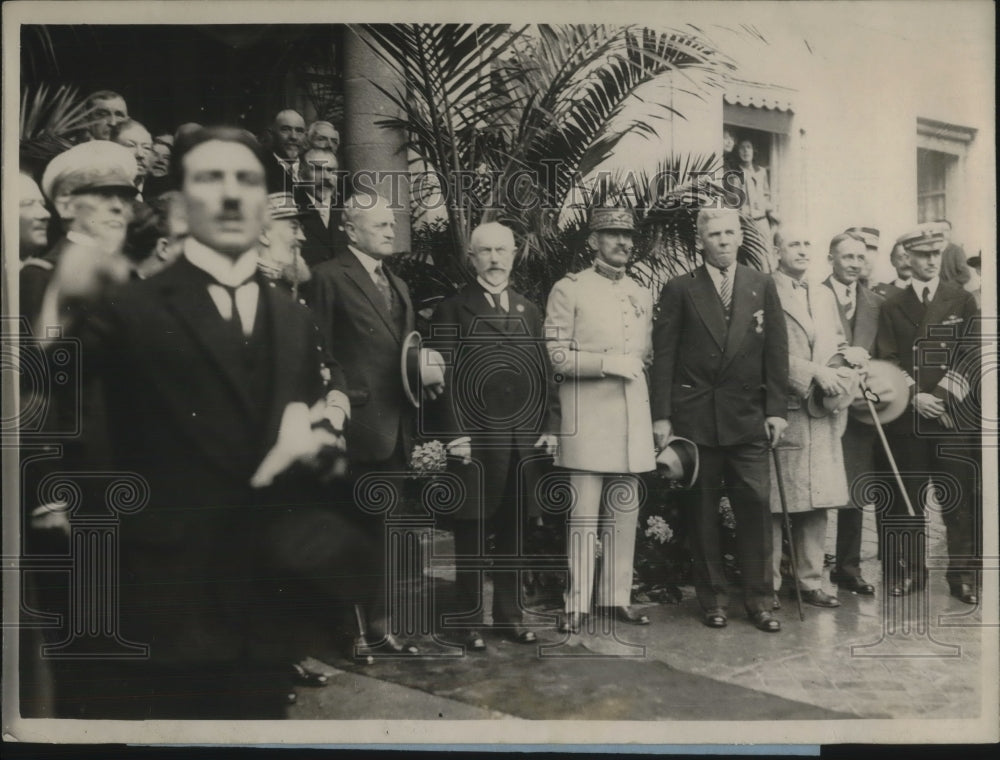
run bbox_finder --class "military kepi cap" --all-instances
[41,141,139,201]
[845,226,880,249]
[267,192,307,221]
[898,223,946,254]
[589,207,635,232]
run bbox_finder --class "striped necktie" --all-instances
[718,266,732,311]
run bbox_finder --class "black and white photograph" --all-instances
[2,0,996,749]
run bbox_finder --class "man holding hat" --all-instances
[824,231,884,595]
[21,141,138,327]
[309,193,445,654]
[767,227,849,609]
[651,207,788,632]
[875,224,981,603]
[545,207,655,633]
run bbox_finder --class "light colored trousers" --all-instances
[771,510,828,592]
[564,472,641,615]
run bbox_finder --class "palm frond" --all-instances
[19,84,99,171]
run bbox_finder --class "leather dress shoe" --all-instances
[512,630,537,644]
[702,609,727,628]
[466,631,487,651]
[355,633,419,657]
[832,574,875,595]
[291,662,329,687]
[950,583,979,605]
[601,606,650,625]
[889,577,915,597]
[748,610,781,632]
[801,589,840,608]
[559,612,584,634]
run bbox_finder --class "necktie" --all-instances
[217,281,253,341]
[922,286,931,307]
[488,289,508,314]
[718,266,732,311]
[844,286,855,320]
[373,263,394,311]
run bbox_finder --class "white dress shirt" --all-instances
[347,245,391,286]
[910,276,940,304]
[477,276,510,312]
[185,238,260,336]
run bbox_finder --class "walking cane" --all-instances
[858,380,916,517]
[771,446,805,621]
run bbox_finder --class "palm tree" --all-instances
[19,84,98,176]
[358,23,737,283]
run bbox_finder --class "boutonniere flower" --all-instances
[753,309,765,334]
[516,303,525,313]
[627,294,644,318]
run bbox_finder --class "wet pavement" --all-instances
[290,505,987,721]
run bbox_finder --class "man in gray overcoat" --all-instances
[769,227,850,609]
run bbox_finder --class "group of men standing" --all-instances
[16,105,983,719]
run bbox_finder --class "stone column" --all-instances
[341,25,411,252]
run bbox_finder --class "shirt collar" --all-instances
[830,277,855,300]
[774,269,807,289]
[476,276,508,295]
[911,276,940,301]
[348,244,386,276]
[893,277,911,289]
[184,237,259,287]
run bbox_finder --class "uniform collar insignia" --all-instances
[594,259,625,281]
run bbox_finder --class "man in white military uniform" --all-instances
[545,208,655,633]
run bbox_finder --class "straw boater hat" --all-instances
[655,435,699,488]
[806,352,860,419]
[848,359,910,426]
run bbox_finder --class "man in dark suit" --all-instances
[651,207,789,632]
[427,222,558,651]
[308,193,444,653]
[264,109,306,193]
[823,231,884,595]
[295,147,341,268]
[875,226,980,604]
[41,127,352,718]
[933,219,972,287]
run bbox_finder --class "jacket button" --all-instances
[742,384,750,390]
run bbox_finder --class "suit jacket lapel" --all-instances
[688,267,727,351]
[723,266,760,363]
[923,285,961,330]
[341,254,404,340]
[460,284,511,335]
[387,267,414,336]
[853,286,880,349]
[160,258,256,416]
[774,273,814,342]
[899,285,925,328]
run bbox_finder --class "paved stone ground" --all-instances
[291,504,987,722]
